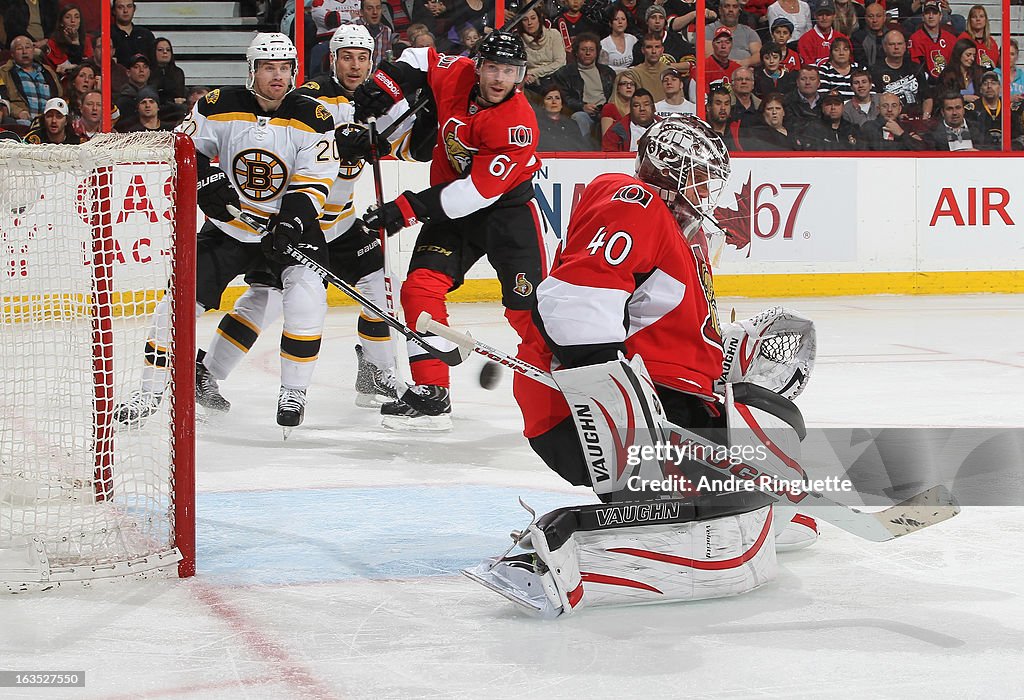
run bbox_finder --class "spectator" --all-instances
[86,33,128,93]
[967,70,1021,147]
[313,0,362,42]
[870,29,930,117]
[622,32,668,101]
[705,0,761,67]
[448,0,492,39]
[46,5,93,77]
[742,92,796,149]
[116,52,151,118]
[706,84,743,149]
[552,33,615,138]
[754,42,797,97]
[860,91,926,149]
[798,1,846,67]
[3,0,58,52]
[411,29,435,48]
[958,4,998,70]
[769,18,802,71]
[121,86,170,131]
[535,84,594,150]
[655,66,696,117]
[704,27,740,90]
[602,87,657,151]
[817,35,857,98]
[150,37,186,108]
[925,91,987,150]
[994,39,1023,107]
[457,24,480,56]
[600,6,638,75]
[937,38,983,104]
[832,0,863,37]
[766,0,811,42]
[851,2,886,68]
[784,64,822,128]
[24,96,79,143]
[908,0,956,83]
[520,6,565,91]
[730,66,761,126]
[631,5,693,71]
[614,0,651,38]
[0,98,17,125]
[0,34,61,124]
[185,85,210,113]
[600,70,636,135]
[413,0,453,51]
[358,0,396,69]
[842,68,879,126]
[111,0,155,67]
[799,88,860,148]
[72,88,105,139]
[64,62,97,112]
[382,0,413,40]
[553,0,603,59]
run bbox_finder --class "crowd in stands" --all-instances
[1,0,1022,149]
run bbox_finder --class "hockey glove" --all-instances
[197,170,240,223]
[336,122,392,165]
[363,191,428,236]
[353,64,408,122]
[261,213,304,264]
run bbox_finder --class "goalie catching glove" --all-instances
[719,306,816,400]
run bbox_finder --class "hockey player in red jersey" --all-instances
[352,31,546,431]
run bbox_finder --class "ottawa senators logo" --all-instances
[513,273,533,298]
[508,125,533,147]
[611,184,653,207]
[437,55,459,69]
[930,51,946,77]
[441,118,475,175]
[232,149,288,201]
[693,247,722,347]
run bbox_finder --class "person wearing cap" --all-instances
[116,52,152,119]
[631,4,694,72]
[111,0,156,67]
[24,97,80,144]
[705,26,740,91]
[769,18,803,71]
[860,91,926,150]
[908,0,957,81]
[0,98,17,125]
[798,0,847,67]
[654,66,696,118]
[119,86,168,132]
[704,0,762,67]
[0,34,62,124]
[966,70,1024,148]
[798,88,860,149]
[766,0,811,43]
[755,42,798,97]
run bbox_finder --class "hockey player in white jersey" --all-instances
[113,33,338,433]
[192,25,422,416]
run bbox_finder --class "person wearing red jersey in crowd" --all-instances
[908,0,956,83]
[769,18,802,71]
[353,31,545,430]
[797,1,846,67]
[705,27,740,90]
[553,0,603,60]
[602,87,658,150]
[958,4,999,70]
[45,5,93,77]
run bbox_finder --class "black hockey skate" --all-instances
[277,387,307,439]
[380,384,451,432]
[354,345,397,408]
[112,390,162,427]
[195,360,230,413]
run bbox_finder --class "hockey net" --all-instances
[0,132,196,592]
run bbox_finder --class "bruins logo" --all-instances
[303,81,321,91]
[337,162,365,181]
[316,103,331,122]
[232,149,288,201]
[205,89,221,105]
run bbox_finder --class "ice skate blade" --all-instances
[355,392,390,408]
[381,414,453,432]
[462,562,560,619]
[282,426,293,440]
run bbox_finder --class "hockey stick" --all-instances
[375,0,543,140]
[415,312,960,542]
[226,207,470,367]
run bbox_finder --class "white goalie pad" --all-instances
[552,355,668,498]
[719,307,816,399]
[464,495,777,618]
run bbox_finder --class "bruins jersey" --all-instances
[294,75,416,241]
[176,86,338,243]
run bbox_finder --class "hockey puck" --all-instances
[479,362,502,390]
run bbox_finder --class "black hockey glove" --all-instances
[353,64,409,122]
[363,191,429,236]
[335,122,392,165]
[261,213,304,264]
[197,170,240,223]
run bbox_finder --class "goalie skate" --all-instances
[354,345,398,408]
[112,390,162,428]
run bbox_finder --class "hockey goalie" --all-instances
[463,115,819,618]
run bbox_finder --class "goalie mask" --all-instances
[329,24,374,84]
[246,32,298,94]
[635,115,730,235]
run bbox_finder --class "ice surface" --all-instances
[2,295,1022,699]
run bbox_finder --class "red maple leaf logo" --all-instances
[713,174,752,257]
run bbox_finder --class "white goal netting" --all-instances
[0,132,195,592]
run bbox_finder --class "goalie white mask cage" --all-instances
[0,132,196,592]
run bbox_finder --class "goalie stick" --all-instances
[226,207,470,368]
[415,312,960,542]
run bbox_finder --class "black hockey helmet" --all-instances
[475,31,528,82]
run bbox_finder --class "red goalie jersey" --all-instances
[517,172,724,438]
